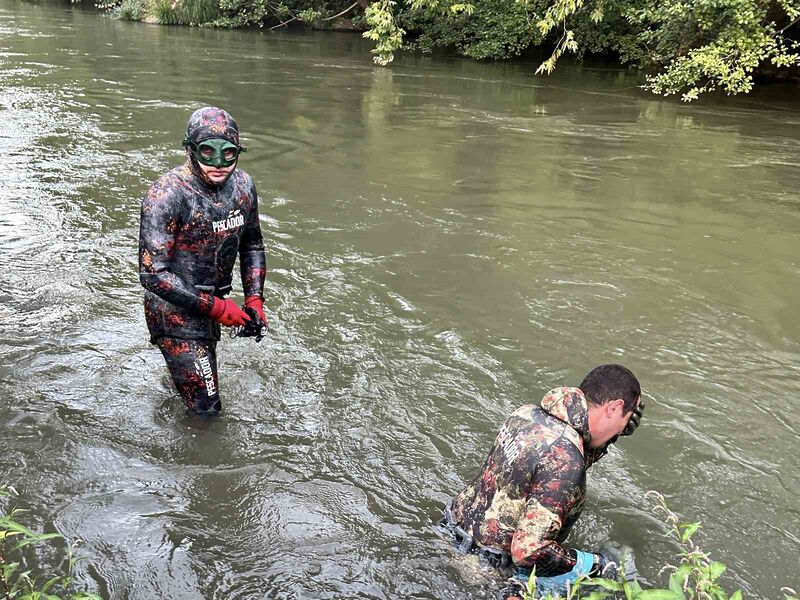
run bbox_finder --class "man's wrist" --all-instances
[244,295,263,309]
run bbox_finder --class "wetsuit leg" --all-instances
[156,337,221,414]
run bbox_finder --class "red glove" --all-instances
[244,296,267,325]
[208,297,251,327]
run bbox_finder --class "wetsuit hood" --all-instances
[184,107,241,187]
[540,387,592,447]
[185,106,241,146]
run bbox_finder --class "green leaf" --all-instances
[0,519,37,537]
[678,522,701,543]
[2,561,20,579]
[588,578,624,592]
[628,580,643,596]
[730,591,743,600]
[708,561,726,581]
[13,534,63,551]
[41,576,61,593]
[634,590,685,600]
[624,581,635,600]
[674,565,693,580]
[668,573,686,598]
[710,588,728,600]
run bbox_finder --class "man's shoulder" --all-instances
[147,165,192,196]
[507,405,585,458]
[231,168,255,189]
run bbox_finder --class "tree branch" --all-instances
[323,1,359,21]
[270,15,298,29]
[780,15,800,34]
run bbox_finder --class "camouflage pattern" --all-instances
[138,107,266,343]
[451,387,608,576]
[157,337,220,413]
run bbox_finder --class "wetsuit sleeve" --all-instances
[139,178,215,314]
[510,438,585,575]
[239,179,266,298]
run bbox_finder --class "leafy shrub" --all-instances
[0,487,101,600]
[402,0,544,60]
[116,0,146,21]
[150,0,180,24]
[519,491,794,600]
[179,0,220,25]
[146,0,220,25]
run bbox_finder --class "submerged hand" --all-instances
[594,542,638,581]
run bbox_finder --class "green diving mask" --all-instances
[183,138,246,168]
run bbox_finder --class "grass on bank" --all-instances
[152,0,219,25]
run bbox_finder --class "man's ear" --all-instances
[607,398,625,415]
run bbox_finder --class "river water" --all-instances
[1,2,798,599]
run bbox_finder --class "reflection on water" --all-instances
[1,2,799,599]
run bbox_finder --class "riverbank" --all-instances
[69,0,800,102]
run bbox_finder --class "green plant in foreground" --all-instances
[520,490,764,600]
[0,487,101,600]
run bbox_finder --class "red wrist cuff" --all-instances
[244,296,263,310]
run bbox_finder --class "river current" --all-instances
[1,3,799,599]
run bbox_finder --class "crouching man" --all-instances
[442,364,644,599]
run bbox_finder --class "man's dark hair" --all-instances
[579,364,640,413]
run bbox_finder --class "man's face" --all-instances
[588,397,639,448]
[197,160,235,185]
[185,137,243,184]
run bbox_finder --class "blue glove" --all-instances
[514,550,595,596]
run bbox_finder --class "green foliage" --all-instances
[149,0,177,23]
[212,0,273,27]
[363,0,406,64]
[518,491,778,600]
[87,0,800,99]
[116,0,146,21]
[0,487,101,600]
[90,0,124,12]
[637,1,800,101]
[209,0,352,29]
[149,0,220,25]
[402,0,542,60]
[531,0,800,99]
[379,0,800,101]
[180,0,221,25]
[297,7,322,25]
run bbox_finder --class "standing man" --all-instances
[139,106,267,415]
[442,364,644,598]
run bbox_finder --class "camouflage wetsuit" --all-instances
[138,108,266,413]
[449,387,607,577]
